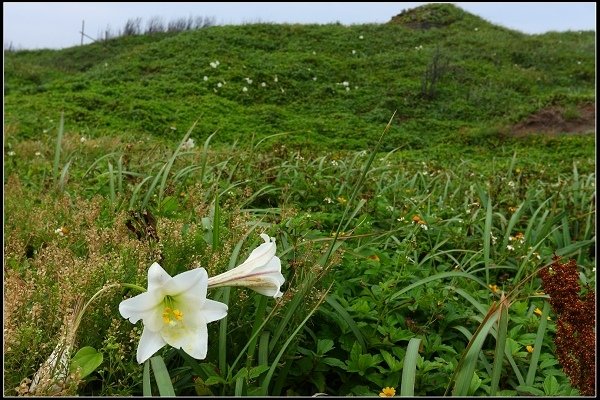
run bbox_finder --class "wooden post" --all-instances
[81,20,85,45]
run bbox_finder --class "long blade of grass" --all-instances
[483,195,493,285]
[400,338,422,396]
[129,175,155,210]
[200,130,218,185]
[150,355,176,396]
[83,152,118,178]
[525,300,551,386]
[234,374,245,396]
[490,294,509,396]
[157,122,196,203]
[58,159,73,193]
[212,191,220,251]
[445,286,488,316]
[325,294,367,353]
[389,271,488,302]
[258,332,270,367]
[451,310,500,396]
[53,112,64,182]
[246,295,267,366]
[143,359,152,397]
[260,283,333,396]
[108,161,115,209]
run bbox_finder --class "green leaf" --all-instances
[516,384,545,396]
[469,372,482,395]
[543,375,559,396]
[322,357,347,370]
[316,339,334,355]
[193,377,214,396]
[205,376,227,386]
[249,365,270,380]
[69,346,103,379]
[381,350,402,372]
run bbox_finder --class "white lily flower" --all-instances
[207,234,285,298]
[119,264,227,363]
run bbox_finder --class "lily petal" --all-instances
[163,268,207,297]
[236,234,276,271]
[147,262,171,292]
[137,328,167,364]
[119,291,163,324]
[165,323,208,360]
[200,299,229,323]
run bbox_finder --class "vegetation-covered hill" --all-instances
[4,4,595,150]
[3,4,596,397]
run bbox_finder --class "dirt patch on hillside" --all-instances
[510,103,595,137]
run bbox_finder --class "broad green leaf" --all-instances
[70,346,103,379]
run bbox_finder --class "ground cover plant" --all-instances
[4,4,595,397]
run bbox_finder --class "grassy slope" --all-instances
[4,5,595,153]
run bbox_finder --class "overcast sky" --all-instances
[3,2,596,50]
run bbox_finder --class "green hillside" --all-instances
[4,4,595,150]
[3,4,596,397]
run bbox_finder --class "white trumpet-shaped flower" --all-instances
[207,234,285,298]
[119,264,227,363]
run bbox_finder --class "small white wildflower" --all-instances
[43,129,49,133]
[341,81,349,87]
[80,136,87,143]
[397,217,405,222]
[474,27,479,31]
[35,151,42,156]
[217,82,223,88]
[386,205,394,212]
[359,35,364,39]
[507,245,515,251]
[261,82,266,87]
[210,61,218,68]
[203,76,208,81]
[420,224,428,231]
[352,49,356,54]
[170,126,177,131]
[274,76,278,82]
[180,138,195,150]
[346,87,350,91]
[313,76,317,81]
[242,87,248,92]
[577,61,582,65]
[324,197,333,204]
[490,233,497,245]
[7,151,15,156]
[54,227,66,236]
[245,77,253,84]
[507,181,516,188]
[330,160,339,166]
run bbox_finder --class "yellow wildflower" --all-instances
[526,345,534,353]
[379,387,396,397]
[488,284,499,293]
